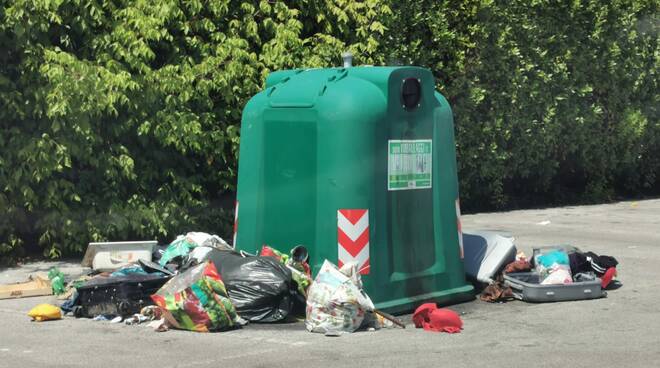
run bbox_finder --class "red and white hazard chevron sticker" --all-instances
[232,201,239,247]
[337,209,370,274]
[456,199,464,259]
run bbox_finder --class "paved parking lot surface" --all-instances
[1,199,659,368]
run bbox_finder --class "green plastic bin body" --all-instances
[235,66,474,313]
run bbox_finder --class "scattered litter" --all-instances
[27,304,62,322]
[58,275,91,301]
[480,275,515,303]
[413,303,462,333]
[0,273,52,300]
[140,306,162,320]
[305,260,374,335]
[125,314,149,325]
[48,268,66,295]
[92,314,114,321]
[147,318,169,332]
[536,220,551,226]
[110,316,123,323]
[374,310,405,329]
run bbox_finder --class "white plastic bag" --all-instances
[305,260,374,335]
[185,232,232,250]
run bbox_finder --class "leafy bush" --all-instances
[0,0,390,258]
[387,0,659,210]
[0,0,657,259]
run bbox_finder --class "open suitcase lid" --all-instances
[462,230,517,284]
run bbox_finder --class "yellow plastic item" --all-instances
[27,304,62,321]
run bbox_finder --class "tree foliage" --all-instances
[0,0,657,258]
[0,0,390,258]
[387,0,659,209]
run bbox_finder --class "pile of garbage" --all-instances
[23,232,404,335]
[12,230,623,335]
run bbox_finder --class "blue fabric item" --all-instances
[537,250,569,267]
[110,266,146,277]
[60,290,78,313]
[110,266,156,277]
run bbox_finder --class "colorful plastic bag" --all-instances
[305,260,374,334]
[48,267,65,295]
[151,261,238,332]
[260,245,312,297]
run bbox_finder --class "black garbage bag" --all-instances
[188,248,297,322]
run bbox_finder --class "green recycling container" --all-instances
[234,66,474,313]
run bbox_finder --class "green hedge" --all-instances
[388,0,659,209]
[0,0,657,259]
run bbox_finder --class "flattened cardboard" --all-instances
[0,274,53,300]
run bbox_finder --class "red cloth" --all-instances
[504,260,532,274]
[412,303,437,328]
[413,303,463,333]
[259,245,281,260]
[601,267,617,289]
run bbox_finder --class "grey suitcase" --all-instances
[503,272,605,302]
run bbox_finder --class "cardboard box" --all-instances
[0,274,53,300]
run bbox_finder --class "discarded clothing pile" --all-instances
[480,245,620,303]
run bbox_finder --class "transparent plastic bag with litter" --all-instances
[533,248,572,285]
[305,260,374,335]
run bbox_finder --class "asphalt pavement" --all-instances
[1,199,659,368]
